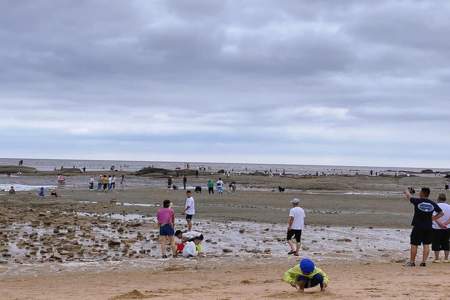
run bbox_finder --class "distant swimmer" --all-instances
[404,187,443,267]
[287,198,305,256]
[283,258,329,293]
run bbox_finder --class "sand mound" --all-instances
[111,289,148,299]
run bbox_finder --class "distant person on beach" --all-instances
[283,258,329,292]
[184,191,195,231]
[216,178,224,195]
[38,187,45,198]
[18,160,23,166]
[89,177,94,190]
[157,199,176,258]
[404,187,443,267]
[8,186,15,195]
[97,175,103,190]
[287,198,305,256]
[183,176,187,190]
[108,175,113,190]
[111,175,116,190]
[57,174,65,185]
[207,179,214,194]
[168,177,173,189]
[229,182,237,192]
[120,174,125,189]
[432,193,450,263]
[102,175,109,191]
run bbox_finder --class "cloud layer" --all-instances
[1,0,449,167]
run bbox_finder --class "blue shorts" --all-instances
[297,273,324,289]
[160,224,174,236]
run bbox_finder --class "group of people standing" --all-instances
[90,174,125,191]
[167,176,234,195]
[404,187,450,266]
[156,191,203,258]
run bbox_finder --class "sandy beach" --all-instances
[0,173,449,299]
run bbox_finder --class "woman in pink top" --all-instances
[157,200,176,258]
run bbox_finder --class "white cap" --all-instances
[291,198,300,204]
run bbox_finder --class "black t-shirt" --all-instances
[410,198,442,229]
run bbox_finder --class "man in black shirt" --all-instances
[404,187,443,267]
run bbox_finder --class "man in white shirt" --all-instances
[287,198,305,256]
[432,193,450,262]
[184,190,195,231]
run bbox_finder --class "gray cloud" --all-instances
[0,0,449,167]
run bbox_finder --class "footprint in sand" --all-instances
[110,289,157,299]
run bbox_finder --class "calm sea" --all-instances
[0,157,447,175]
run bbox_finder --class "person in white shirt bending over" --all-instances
[432,193,450,263]
[184,190,195,231]
[287,198,305,256]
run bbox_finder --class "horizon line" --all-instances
[1,156,449,171]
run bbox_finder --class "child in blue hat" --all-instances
[283,258,329,292]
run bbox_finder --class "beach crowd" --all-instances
[154,184,449,293]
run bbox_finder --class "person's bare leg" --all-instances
[187,220,192,231]
[434,251,440,261]
[422,245,430,264]
[159,236,166,257]
[169,236,176,256]
[444,250,449,260]
[287,240,295,252]
[410,245,418,263]
[297,281,305,293]
[294,242,300,255]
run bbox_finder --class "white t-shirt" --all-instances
[185,197,195,215]
[289,207,305,230]
[216,180,223,188]
[432,203,450,229]
[182,241,198,257]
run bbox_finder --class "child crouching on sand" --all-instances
[182,234,204,258]
[283,258,329,292]
[174,230,185,256]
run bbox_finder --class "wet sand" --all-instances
[0,174,449,299]
[1,260,449,300]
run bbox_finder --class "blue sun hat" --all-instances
[300,258,315,274]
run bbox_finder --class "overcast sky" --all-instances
[1,0,449,168]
